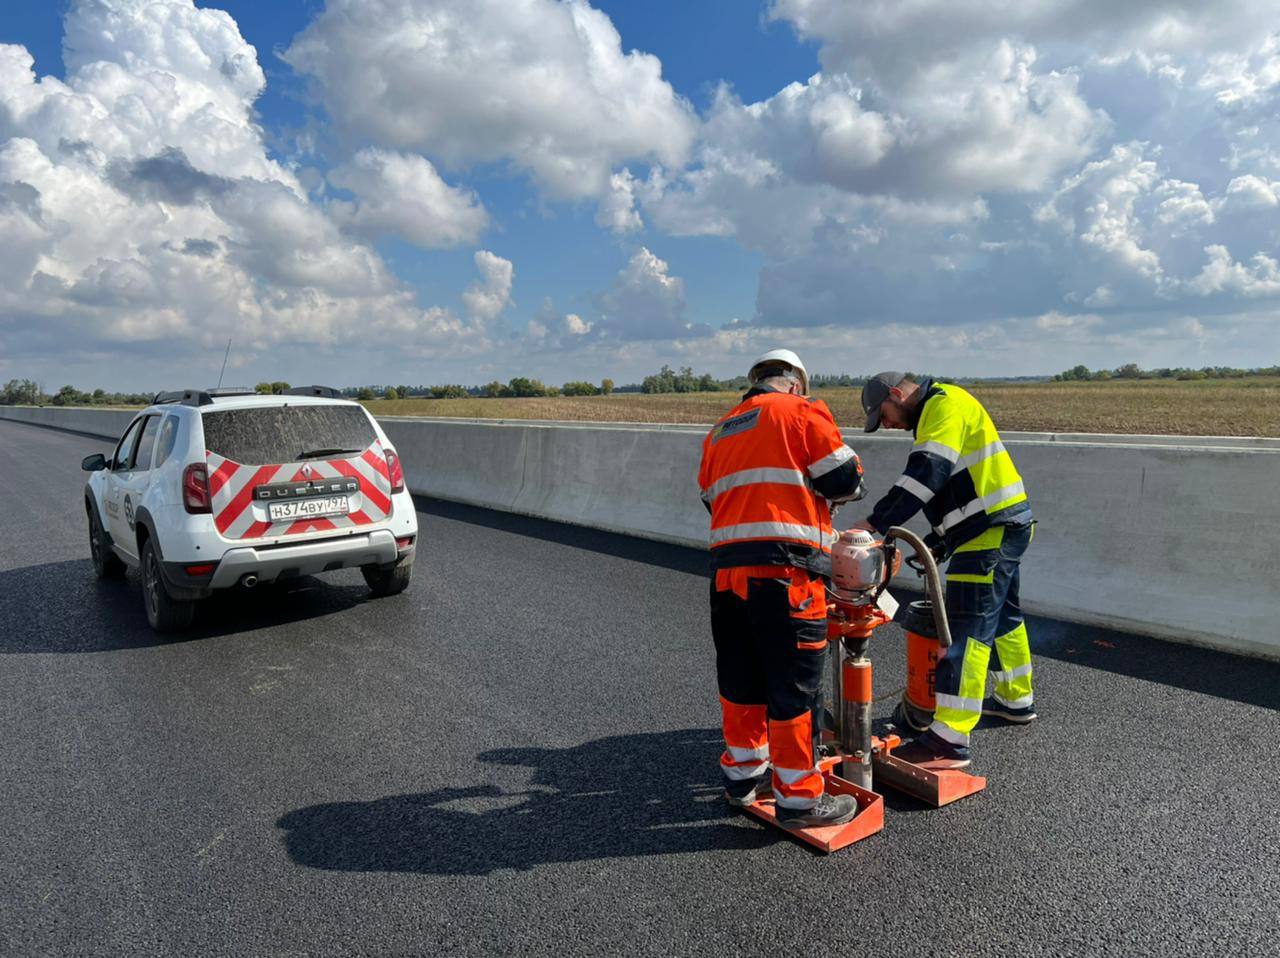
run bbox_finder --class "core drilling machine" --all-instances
[741,526,986,853]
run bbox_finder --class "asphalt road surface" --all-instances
[3,419,1279,958]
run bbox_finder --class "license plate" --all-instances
[268,496,349,522]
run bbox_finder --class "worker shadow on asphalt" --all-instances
[0,559,373,653]
[417,497,711,578]
[277,728,781,874]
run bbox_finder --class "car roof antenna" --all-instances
[216,338,232,389]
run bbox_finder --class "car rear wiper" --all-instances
[297,446,364,459]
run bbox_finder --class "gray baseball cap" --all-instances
[861,371,907,432]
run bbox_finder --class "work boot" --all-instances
[982,696,1038,724]
[775,793,858,829]
[723,774,771,808]
[891,697,933,732]
[893,730,971,769]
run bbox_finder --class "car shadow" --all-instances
[0,558,375,653]
[277,728,779,875]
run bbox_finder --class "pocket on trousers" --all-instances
[944,552,1000,617]
[787,572,828,622]
[793,619,828,692]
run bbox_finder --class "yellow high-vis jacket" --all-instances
[867,379,1031,555]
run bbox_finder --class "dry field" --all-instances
[364,377,1280,437]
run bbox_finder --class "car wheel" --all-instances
[88,504,125,579]
[141,538,196,632]
[362,558,413,597]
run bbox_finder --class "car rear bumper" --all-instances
[208,529,400,588]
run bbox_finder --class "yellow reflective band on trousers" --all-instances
[993,622,1034,707]
[946,571,995,584]
[932,637,990,743]
[952,526,1005,553]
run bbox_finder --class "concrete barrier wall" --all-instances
[5,406,1278,658]
[383,416,1280,660]
[0,405,135,440]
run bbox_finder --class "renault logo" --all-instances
[301,464,314,478]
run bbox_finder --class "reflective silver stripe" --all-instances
[936,693,982,713]
[991,664,1033,684]
[994,692,1034,708]
[928,720,969,746]
[704,467,808,502]
[807,444,855,478]
[721,762,769,781]
[725,744,769,763]
[915,439,959,463]
[709,521,825,546]
[893,474,935,503]
[824,529,839,548]
[773,765,820,785]
[937,481,1026,532]
[956,439,1006,471]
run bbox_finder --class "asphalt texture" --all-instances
[2,419,1279,958]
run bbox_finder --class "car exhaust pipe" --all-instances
[241,573,258,589]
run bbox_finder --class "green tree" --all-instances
[50,384,88,406]
[481,381,509,398]
[507,377,549,397]
[254,382,273,394]
[561,381,600,396]
[385,387,400,400]
[1,379,42,405]
[430,384,470,399]
[357,387,377,401]
[601,378,614,395]
[271,381,291,395]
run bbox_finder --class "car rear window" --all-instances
[200,404,376,465]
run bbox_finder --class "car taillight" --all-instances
[385,449,405,494]
[183,463,211,513]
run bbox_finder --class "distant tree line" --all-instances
[341,378,618,401]
[1054,363,1280,382]
[1,379,155,406]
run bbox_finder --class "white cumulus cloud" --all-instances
[328,148,488,249]
[0,0,498,388]
[284,0,696,201]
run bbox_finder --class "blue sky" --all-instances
[1,1,1277,391]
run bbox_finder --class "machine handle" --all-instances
[884,526,953,649]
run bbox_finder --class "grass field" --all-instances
[363,377,1280,437]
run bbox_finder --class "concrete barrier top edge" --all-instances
[8,408,1277,451]
[376,416,1280,452]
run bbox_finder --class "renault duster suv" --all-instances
[82,387,418,631]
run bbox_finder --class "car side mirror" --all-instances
[81,453,108,472]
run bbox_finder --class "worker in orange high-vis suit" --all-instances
[698,349,867,829]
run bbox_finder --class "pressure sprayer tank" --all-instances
[902,599,941,725]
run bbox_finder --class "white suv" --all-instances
[82,387,418,631]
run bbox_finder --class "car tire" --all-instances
[88,504,125,579]
[141,538,196,632]
[362,558,413,597]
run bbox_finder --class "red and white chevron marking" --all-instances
[206,440,394,540]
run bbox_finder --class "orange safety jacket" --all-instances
[698,386,865,575]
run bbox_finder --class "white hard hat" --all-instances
[748,348,809,395]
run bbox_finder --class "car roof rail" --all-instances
[284,385,343,398]
[151,388,256,407]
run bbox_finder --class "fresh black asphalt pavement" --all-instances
[2,419,1278,957]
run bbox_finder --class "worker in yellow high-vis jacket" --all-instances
[853,372,1036,768]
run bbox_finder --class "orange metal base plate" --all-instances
[871,750,987,806]
[742,773,884,853]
